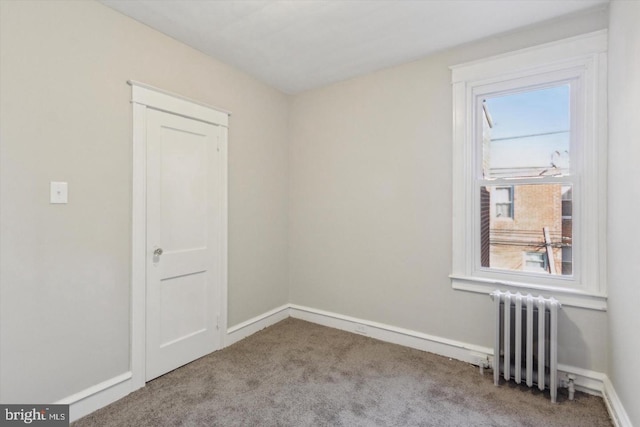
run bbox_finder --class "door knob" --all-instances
[153,247,164,257]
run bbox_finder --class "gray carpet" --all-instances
[73,318,612,426]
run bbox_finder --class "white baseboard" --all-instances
[225,304,290,347]
[602,376,633,427]
[56,371,138,423]
[289,304,493,365]
[556,364,605,396]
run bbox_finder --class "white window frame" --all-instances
[449,31,607,311]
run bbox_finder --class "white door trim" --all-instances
[129,81,229,390]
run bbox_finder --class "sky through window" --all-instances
[484,85,570,174]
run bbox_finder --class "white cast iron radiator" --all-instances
[490,290,561,402]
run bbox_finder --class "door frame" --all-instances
[129,81,230,389]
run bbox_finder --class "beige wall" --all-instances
[0,0,289,402]
[607,1,640,425]
[289,7,609,372]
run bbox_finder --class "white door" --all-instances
[145,108,223,381]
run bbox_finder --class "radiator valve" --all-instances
[474,356,489,375]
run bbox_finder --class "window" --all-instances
[524,252,548,273]
[493,187,513,219]
[450,31,607,310]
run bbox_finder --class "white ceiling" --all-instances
[99,0,608,94]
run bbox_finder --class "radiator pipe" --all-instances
[567,375,575,401]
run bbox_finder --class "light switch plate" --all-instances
[50,181,68,204]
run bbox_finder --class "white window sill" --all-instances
[450,274,607,311]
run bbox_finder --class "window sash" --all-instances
[481,85,572,180]
[474,79,577,279]
[473,77,579,182]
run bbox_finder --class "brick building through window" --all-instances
[480,183,572,275]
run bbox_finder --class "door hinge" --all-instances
[216,315,220,330]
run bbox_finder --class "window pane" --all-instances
[482,85,570,179]
[480,184,572,276]
[494,187,511,203]
[524,252,547,272]
[496,204,512,218]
